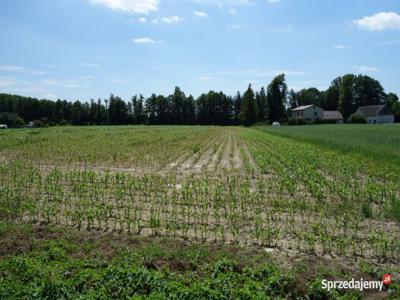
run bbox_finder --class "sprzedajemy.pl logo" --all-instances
[321,274,394,292]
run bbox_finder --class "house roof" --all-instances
[292,105,314,112]
[356,105,393,117]
[324,111,343,120]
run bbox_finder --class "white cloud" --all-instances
[76,75,94,80]
[198,76,212,80]
[253,70,307,76]
[0,76,93,97]
[228,24,247,30]
[228,8,237,15]
[268,0,280,4]
[88,0,158,15]
[201,69,307,80]
[76,62,101,67]
[6,85,49,93]
[334,44,352,49]
[0,78,50,93]
[289,84,328,92]
[275,24,292,33]
[41,79,60,86]
[354,65,378,73]
[0,65,45,75]
[380,39,400,46]
[138,17,147,22]
[193,0,251,7]
[0,77,15,87]
[334,44,346,49]
[109,77,129,83]
[0,66,24,72]
[133,37,161,44]
[161,16,182,24]
[354,12,400,31]
[61,80,89,89]
[44,93,58,100]
[245,80,258,85]
[194,11,208,17]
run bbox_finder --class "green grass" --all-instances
[255,124,400,164]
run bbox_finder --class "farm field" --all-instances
[256,124,400,164]
[1,125,400,299]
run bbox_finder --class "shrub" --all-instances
[31,120,45,128]
[0,112,17,127]
[387,199,400,222]
[14,117,26,128]
[59,119,69,126]
[361,202,373,218]
[307,278,338,299]
[347,114,366,124]
[288,118,307,126]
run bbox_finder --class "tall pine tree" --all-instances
[240,84,259,126]
[338,74,355,120]
[267,74,287,122]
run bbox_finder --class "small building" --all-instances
[0,124,8,129]
[355,105,394,124]
[291,104,324,122]
[323,111,343,124]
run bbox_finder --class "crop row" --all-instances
[1,159,399,263]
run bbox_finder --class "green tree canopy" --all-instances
[240,84,259,126]
[338,74,355,120]
[267,74,287,122]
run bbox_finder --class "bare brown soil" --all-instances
[240,140,258,171]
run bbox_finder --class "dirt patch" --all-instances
[206,134,226,172]
[168,258,196,272]
[167,150,193,171]
[240,140,258,172]
[193,143,218,173]
[232,130,244,171]
[218,129,233,170]
[176,134,221,173]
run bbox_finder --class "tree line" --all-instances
[0,74,399,127]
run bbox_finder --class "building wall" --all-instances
[292,106,324,121]
[291,111,302,119]
[303,106,324,121]
[366,115,394,124]
[291,110,303,119]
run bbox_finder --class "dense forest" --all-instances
[0,74,399,127]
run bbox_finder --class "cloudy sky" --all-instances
[0,0,399,101]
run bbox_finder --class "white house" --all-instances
[355,105,394,124]
[291,105,324,122]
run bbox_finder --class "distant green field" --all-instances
[256,124,400,163]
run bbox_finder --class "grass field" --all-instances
[1,125,399,299]
[256,124,400,164]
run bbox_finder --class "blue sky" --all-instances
[0,0,399,101]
